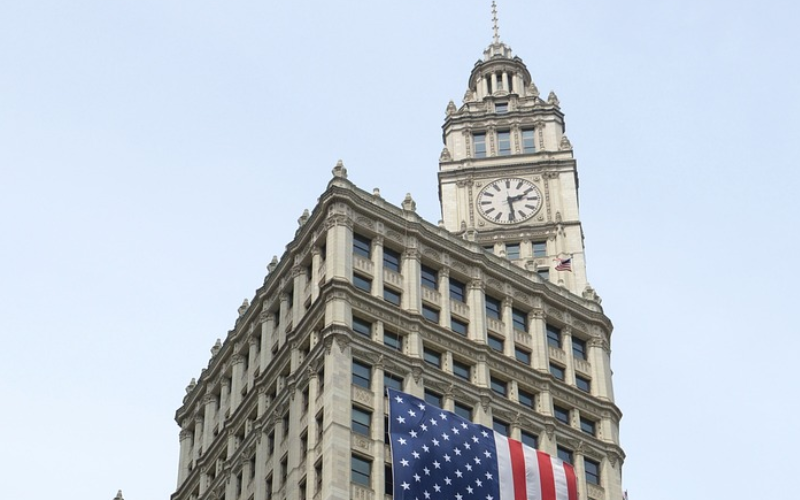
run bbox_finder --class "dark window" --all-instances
[449,278,466,302]
[521,431,538,449]
[383,287,401,306]
[554,405,570,425]
[546,324,562,348]
[537,269,549,280]
[422,305,440,323]
[518,388,535,409]
[493,419,509,436]
[454,401,472,420]
[384,464,393,495]
[267,431,275,455]
[488,334,504,353]
[353,234,371,259]
[557,446,573,465]
[514,346,531,364]
[383,247,401,273]
[490,376,507,396]
[550,363,565,380]
[512,308,527,331]
[352,360,371,388]
[384,330,402,351]
[421,265,438,289]
[452,360,471,381]
[473,133,487,158]
[584,458,600,485]
[352,317,371,338]
[451,318,468,336]
[506,243,520,259]
[352,407,371,436]
[353,273,372,292]
[351,455,371,486]
[572,337,587,360]
[423,347,441,368]
[532,241,547,257]
[522,129,536,153]
[485,295,502,320]
[424,389,442,408]
[384,372,403,391]
[497,130,511,155]
[580,417,596,436]
[576,375,591,393]
[495,102,508,114]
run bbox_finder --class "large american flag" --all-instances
[388,389,577,500]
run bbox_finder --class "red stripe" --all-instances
[537,451,556,500]
[563,462,578,500]
[507,439,527,500]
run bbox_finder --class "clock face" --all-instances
[477,178,542,225]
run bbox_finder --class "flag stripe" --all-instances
[523,445,542,500]
[507,438,528,500]
[552,456,568,500]
[537,451,556,500]
[495,434,515,500]
[564,462,578,500]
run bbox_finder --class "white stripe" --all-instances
[522,446,542,500]
[551,456,569,500]
[494,433,515,500]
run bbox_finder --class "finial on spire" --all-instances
[491,1,500,44]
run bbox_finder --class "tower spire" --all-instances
[491,1,500,44]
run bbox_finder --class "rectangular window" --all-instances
[493,419,509,436]
[518,388,535,409]
[423,347,441,368]
[557,446,573,465]
[449,278,467,302]
[352,317,371,338]
[451,317,468,336]
[506,242,520,259]
[490,376,507,396]
[452,360,471,381]
[351,406,371,436]
[572,337,587,360]
[522,129,536,153]
[488,334,504,353]
[383,287,401,306]
[546,324,562,348]
[422,305,440,323]
[576,375,591,393]
[353,273,372,292]
[353,233,371,258]
[384,330,402,351]
[473,133,487,158]
[495,102,508,114]
[521,431,538,449]
[511,308,527,331]
[384,465,393,496]
[352,360,371,388]
[424,389,443,408]
[580,417,596,436]
[454,401,472,420]
[351,455,371,486]
[537,269,549,281]
[584,458,600,485]
[550,363,565,380]
[532,241,547,257]
[383,247,401,273]
[421,264,438,289]
[514,346,531,365]
[497,130,511,155]
[485,295,502,320]
[554,405,570,425]
[384,372,403,391]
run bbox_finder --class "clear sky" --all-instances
[1,1,797,499]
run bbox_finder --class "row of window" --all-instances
[472,129,536,158]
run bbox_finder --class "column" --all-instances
[402,247,420,313]
[562,327,576,386]
[575,454,587,500]
[501,72,509,92]
[589,338,613,400]
[324,213,352,281]
[371,235,384,298]
[501,297,514,357]
[230,351,245,410]
[192,417,203,461]
[467,279,486,343]
[260,311,275,368]
[278,293,290,344]
[528,308,548,371]
[292,262,306,327]
[178,427,193,484]
[437,267,451,329]
[310,245,322,303]
[248,337,259,392]
[202,393,217,450]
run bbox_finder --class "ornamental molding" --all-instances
[355,216,375,230]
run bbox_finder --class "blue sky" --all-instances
[1,1,797,499]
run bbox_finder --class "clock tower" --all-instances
[439,6,590,296]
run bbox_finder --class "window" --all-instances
[383,287,401,306]
[384,464,394,495]
[314,462,322,493]
[554,405,570,425]
[550,363,565,380]
[383,247,401,273]
[537,269,549,281]
[576,375,591,393]
[584,458,600,485]
[423,347,441,368]
[514,346,531,365]
[353,273,372,292]
[493,419,509,436]
[512,308,527,331]
[421,264,438,289]
[351,455,371,486]
[485,295,501,320]
[473,132,487,158]
[280,456,288,486]
[267,431,275,455]
[422,305,440,323]
[449,278,466,302]
[546,324,562,348]
[490,376,507,396]
[522,128,536,153]
[352,406,371,436]
[454,401,472,420]
[497,130,511,155]
[266,475,274,500]
[580,417,596,436]
[518,388,535,409]
[557,446,573,465]
[532,241,547,257]
[506,243,520,260]
[352,317,372,338]
[299,480,307,500]
[495,102,508,114]
[282,413,290,439]
[572,337,587,360]
[353,233,371,258]
[451,318,468,336]
[384,330,402,351]
[521,431,538,449]
[424,389,442,408]
[452,360,471,381]
[488,334,504,353]
[352,360,371,388]
[384,372,403,391]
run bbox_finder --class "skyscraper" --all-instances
[172,7,624,500]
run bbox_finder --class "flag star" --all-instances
[454,448,462,456]
[452,427,460,435]
[465,464,473,472]
[418,403,426,410]
[397,416,406,424]
[443,454,452,462]
[400,459,410,467]
[408,409,416,417]
[481,430,489,438]
[455,470,463,478]
[483,450,492,458]
[473,457,481,464]
[414,474,422,482]
[395,395,404,403]
[486,495,493,500]
[422,444,430,452]
[423,467,431,476]
[461,422,468,429]
[475,479,483,487]
[442,433,450,441]
[424,491,431,499]
[412,451,420,459]
[456,494,463,500]
[432,438,440,446]
[472,436,479,443]
[464,443,471,450]
[430,418,438,426]
[466,486,474,494]
[434,484,442,493]
[484,471,493,480]
[401,482,411,490]
[410,430,418,438]
[397,437,407,445]
[440,412,448,420]
[421,424,428,432]
[433,460,441,469]
[444,477,452,485]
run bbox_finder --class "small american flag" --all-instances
[388,389,577,500]
[554,257,572,272]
